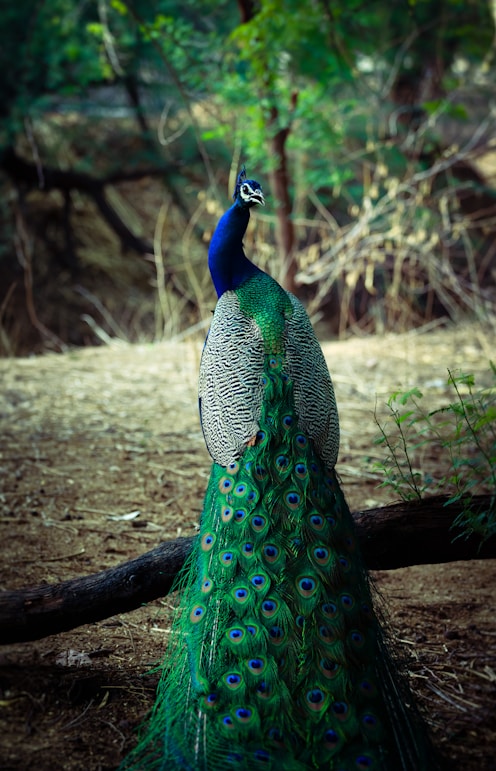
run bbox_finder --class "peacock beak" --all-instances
[250,190,265,207]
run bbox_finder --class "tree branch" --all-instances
[1,146,176,254]
[0,495,494,645]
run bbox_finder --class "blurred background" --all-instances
[1,0,495,355]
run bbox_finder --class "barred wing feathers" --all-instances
[199,290,264,466]
[199,289,339,471]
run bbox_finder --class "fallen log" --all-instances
[0,494,494,645]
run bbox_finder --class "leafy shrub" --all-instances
[374,365,496,541]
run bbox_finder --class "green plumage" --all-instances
[236,273,292,352]
[120,171,439,771]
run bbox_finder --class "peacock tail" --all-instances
[120,169,439,771]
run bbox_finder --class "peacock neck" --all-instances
[208,203,262,298]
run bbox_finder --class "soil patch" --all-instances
[1,322,495,770]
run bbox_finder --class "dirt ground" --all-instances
[0,321,495,771]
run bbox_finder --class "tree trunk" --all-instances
[268,101,299,294]
[0,495,494,645]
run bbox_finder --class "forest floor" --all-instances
[0,321,495,771]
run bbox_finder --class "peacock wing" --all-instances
[284,293,340,470]
[199,290,265,466]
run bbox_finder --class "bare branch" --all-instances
[1,495,494,645]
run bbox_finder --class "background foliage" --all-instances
[373,367,496,541]
[0,0,495,353]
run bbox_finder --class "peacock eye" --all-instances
[241,183,249,194]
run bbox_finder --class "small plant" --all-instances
[373,365,496,542]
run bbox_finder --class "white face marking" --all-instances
[240,182,255,200]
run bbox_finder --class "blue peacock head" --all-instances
[233,166,265,208]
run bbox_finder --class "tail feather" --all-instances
[120,355,440,770]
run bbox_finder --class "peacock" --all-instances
[121,168,440,771]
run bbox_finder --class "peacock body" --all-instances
[122,170,438,771]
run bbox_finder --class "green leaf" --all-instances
[449,371,475,388]
[110,0,128,14]
[473,406,496,431]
